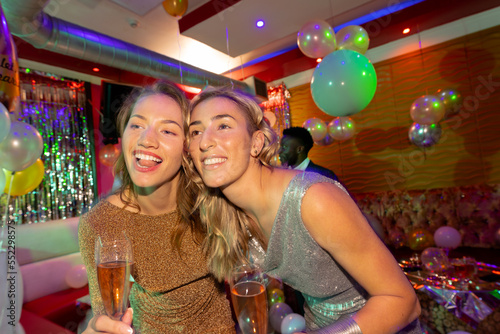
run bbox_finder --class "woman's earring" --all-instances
[254,150,258,155]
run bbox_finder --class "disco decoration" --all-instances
[261,84,291,166]
[0,71,96,224]
[262,83,291,134]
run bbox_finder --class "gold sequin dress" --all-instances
[79,200,236,333]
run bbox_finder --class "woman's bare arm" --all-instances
[301,183,420,334]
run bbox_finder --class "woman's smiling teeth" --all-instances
[204,157,227,166]
[135,152,163,168]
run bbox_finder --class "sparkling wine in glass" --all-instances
[230,263,268,334]
[95,237,134,320]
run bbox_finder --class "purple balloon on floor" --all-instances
[269,302,293,332]
[434,226,461,249]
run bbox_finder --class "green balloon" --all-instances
[310,49,377,117]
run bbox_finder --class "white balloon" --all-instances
[65,264,88,289]
[281,313,306,334]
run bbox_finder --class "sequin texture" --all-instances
[259,172,368,330]
[79,200,235,333]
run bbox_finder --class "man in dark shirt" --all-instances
[279,127,338,181]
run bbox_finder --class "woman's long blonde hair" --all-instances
[186,87,279,280]
[114,80,202,247]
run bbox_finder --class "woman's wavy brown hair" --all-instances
[113,80,202,247]
[186,87,279,280]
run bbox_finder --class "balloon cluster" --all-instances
[296,22,374,143]
[302,116,357,147]
[419,226,462,274]
[406,225,462,253]
[266,277,306,334]
[298,22,369,60]
[408,88,462,148]
[0,104,45,197]
[297,21,376,120]
[0,6,43,199]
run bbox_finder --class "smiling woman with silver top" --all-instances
[186,87,422,334]
[79,81,235,334]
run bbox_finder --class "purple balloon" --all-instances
[0,121,43,171]
[434,226,461,249]
[281,313,306,334]
[269,302,293,332]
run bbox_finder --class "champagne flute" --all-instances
[95,236,134,320]
[230,263,268,334]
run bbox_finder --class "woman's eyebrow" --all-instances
[189,114,235,127]
[131,114,181,129]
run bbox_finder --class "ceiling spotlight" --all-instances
[92,67,100,72]
[256,20,265,28]
[403,28,410,34]
[316,58,322,63]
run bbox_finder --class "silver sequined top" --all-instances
[251,172,422,333]
[250,172,367,330]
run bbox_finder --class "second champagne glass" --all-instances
[95,236,134,320]
[230,263,268,334]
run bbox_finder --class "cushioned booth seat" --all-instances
[15,217,90,333]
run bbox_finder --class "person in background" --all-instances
[187,87,421,334]
[279,126,338,181]
[79,81,235,334]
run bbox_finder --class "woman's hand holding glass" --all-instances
[95,237,134,320]
[82,309,134,334]
[229,263,269,334]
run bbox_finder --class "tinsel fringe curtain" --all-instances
[0,72,96,224]
[261,83,291,166]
